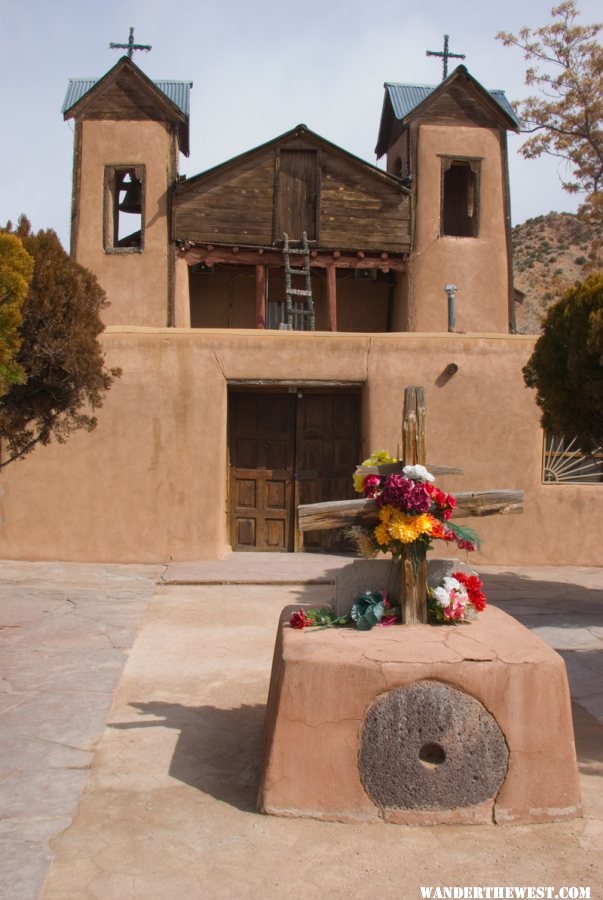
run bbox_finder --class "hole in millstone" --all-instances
[419,742,446,768]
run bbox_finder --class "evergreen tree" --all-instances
[0,232,33,395]
[0,217,121,468]
[523,272,603,450]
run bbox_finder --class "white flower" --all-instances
[431,577,468,608]
[432,586,451,607]
[402,464,435,483]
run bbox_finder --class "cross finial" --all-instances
[109,26,152,60]
[426,34,465,81]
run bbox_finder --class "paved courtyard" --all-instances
[0,557,601,899]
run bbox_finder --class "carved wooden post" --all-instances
[401,386,428,625]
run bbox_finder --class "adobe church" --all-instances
[0,45,600,564]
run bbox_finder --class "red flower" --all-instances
[457,538,477,552]
[289,609,312,629]
[363,474,381,498]
[452,571,487,612]
[428,486,456,520]
[430,519,456,542]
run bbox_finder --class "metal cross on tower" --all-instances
[426,34,465,80]
[109,27,152,60]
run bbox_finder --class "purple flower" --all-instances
[376,474,431,513]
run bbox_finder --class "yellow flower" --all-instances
[353,450,398,493]
[378,504,395,524]
[367,449,397,466]
[388,511,434,544]
[374,523,391,546]
[353,472,365,493]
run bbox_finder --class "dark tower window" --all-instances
[441,158,480,238]
[104,165,145,251]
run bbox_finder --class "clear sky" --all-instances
[1,0,600,246]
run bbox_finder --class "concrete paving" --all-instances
[0,557,601,899]
[0,562,163,900]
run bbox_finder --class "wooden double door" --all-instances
[228,389,360,552]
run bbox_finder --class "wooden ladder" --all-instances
[282,232,315,331]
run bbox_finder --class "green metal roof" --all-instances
[384,81,519,127]
[62,77,192,116]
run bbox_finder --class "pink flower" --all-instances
[363,475,381,498]
[441,591,466,620]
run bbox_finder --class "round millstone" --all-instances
[359,680,508,810]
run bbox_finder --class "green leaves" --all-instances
[497,2,603,220]
[0,233,32,395]
[350,591,400,631]
[523,272,603,450]
[0,219,121,467]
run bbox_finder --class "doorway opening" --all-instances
[227,387,361,552]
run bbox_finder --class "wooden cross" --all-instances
[298,386,524,625]
[109,27,152,60]
[426,34,466,81]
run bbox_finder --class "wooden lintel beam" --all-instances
[356,463,464,477]
[177,246,407,272]
[297,490,525,532]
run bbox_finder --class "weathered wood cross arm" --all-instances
[298,490,524,533]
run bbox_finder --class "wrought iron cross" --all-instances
[426,34,465,80]
[109,27,152,60]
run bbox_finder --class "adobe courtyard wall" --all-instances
[0,328,600,565]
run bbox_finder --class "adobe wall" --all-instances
[74,120,174,327]
[407,124,510,334]
[0,329,600,565]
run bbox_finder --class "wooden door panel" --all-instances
[265,518,286,548]
[297,392,361,552]
[236,518,256,547]
[229,392,295,551]
[235,478,256,508]
[266,480,287,509]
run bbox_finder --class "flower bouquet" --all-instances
[351,450,481,558]
[289,590,400,632]
[427,571,487,624]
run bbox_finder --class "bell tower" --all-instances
[376,64,519,333]
[63,50,191,326]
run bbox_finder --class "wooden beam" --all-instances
[402,386,427,467]
[326,266,337,332]
[297,490,525,532]
[179,245,407,272]
[298,498,379,531]
[356,463,464,477]
[255,264,266,329]
[452,490,525,517]
[400,386,428,623]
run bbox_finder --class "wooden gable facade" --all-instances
[173,125,411,332]
[63,57,190,154]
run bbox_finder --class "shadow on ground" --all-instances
[110,701,266,812]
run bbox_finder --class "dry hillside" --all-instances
[512,211,602,333]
